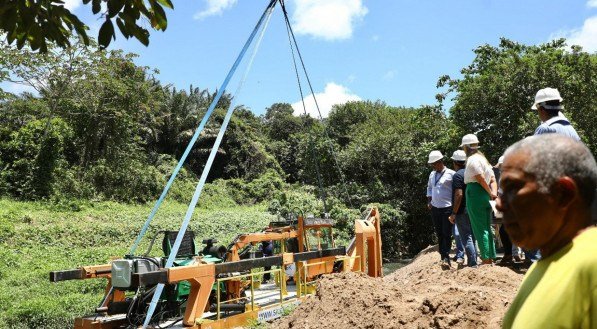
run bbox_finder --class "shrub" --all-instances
[0,118,74,200]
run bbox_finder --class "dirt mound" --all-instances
[273,247,524,329]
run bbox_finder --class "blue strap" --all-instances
[128,0,275,256]
[141,2,276,327]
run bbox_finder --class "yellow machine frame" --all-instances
[51,208,383,329]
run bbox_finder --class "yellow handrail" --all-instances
[215,268,283,320]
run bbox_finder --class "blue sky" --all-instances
[6,0,597,117]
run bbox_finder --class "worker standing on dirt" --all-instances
[461,134,498,265]
[426,151,455,269]
[448,150,477,267]
[498,134,597,329]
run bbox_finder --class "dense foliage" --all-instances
[0,36,596,329]
[438,38,597,162]
[1,38,596,260]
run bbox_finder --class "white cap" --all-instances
[428,150,443,164]
[460,134,479,147]
[451,150,467,162]
[532,88,563,110]
[498,155,505,165]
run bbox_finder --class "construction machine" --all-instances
[50,207,383,328]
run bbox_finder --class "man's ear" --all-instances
[554,177,577,210]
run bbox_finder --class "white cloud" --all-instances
[292,82,361,118]
[588,0,597,8]
[554,16,597,52]
[63,0,82,11]
[383,70,395,81]
[194,0,238,20]
[291,0,368,40]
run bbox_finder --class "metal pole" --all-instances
[217,280,221,320]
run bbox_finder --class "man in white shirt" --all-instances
[426,150,456,268]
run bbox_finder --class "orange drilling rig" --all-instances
[50,208,382,329]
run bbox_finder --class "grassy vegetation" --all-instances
[0,198,275,328]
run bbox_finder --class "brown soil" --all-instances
[272,246,525,329]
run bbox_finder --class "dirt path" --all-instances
[272,246,524,329]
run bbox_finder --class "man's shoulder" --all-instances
[570,227,597,265]
[546,228,597,278]
[445,168,455,176]
[454,169,465,179]
[534,123,555,135]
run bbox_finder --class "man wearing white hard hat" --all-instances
[532,88,597,225]
[532,87,580,141]
[461,134,498,265]
[528,87,580,263]
[449,150,478,267]
[426,150,455,269]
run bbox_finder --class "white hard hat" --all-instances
[532,87,563,110]
[459,134,479,147]
[451,150,467,162]
[428,150,443,164]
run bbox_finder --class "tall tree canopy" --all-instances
[438,38,597,161]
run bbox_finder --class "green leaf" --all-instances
[150,2,167,30]
[92,0,101,14]
[130,25,149,46]
[73,22,90,45]
[107,0,125,17]
[155,0,173,9]
[98,19,115,48]
[115,18,129,38]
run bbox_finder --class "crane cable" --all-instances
[279,4,327,213]
[141,1,277,327]
[279,0,354,210]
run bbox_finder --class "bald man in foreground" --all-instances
[497,135,597,329]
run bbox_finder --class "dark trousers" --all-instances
[431,206,453,261]
[499,224,513,257]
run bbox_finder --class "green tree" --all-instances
[438,38,597,160]
[334,103,452,255]
[326,100,383,146]
[263,103,302,141]
[0,0,173,51]
[262,103,305,181]
[0,118,74,199]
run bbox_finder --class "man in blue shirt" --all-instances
[527,88,581,263]
[449,150,477,267]
[426,150,455,269]
[531,87,580,141]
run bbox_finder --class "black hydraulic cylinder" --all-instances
[215,256,283,274]
[209,303,246,312]
[49,269,84,282]
[293,247,346,262]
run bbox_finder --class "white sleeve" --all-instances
[426,172,433,197]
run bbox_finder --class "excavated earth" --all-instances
[272,246,525,329]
